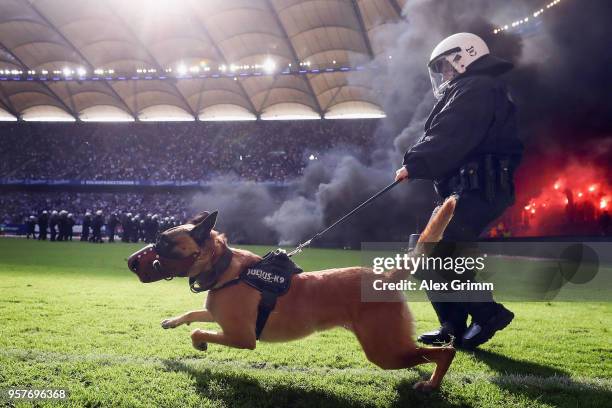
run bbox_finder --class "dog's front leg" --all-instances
[191,329,256,352]
[161,310,215,329]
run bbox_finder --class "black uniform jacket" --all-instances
[403,56,523,184]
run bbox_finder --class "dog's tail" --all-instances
[385,195,457,280]
[416,195,457,248]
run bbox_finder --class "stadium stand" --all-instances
[0,120,378,182]
[0,120,380,240]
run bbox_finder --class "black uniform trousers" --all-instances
[422,189,513,329]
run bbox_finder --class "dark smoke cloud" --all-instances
[502,0,612,205]
[193,0,612,245]
[259,0,526,246]
[264,196,322,246]
[513,0,612,136]
[191,179,279,244]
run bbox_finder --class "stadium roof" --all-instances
[0,0,406,122]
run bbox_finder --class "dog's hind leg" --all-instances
[352,303,455,391]
[161,310,215,329]
[356,325,455,390]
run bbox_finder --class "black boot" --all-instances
[461,304,514,350]
[418,322,464,346]
[418,302,467,346]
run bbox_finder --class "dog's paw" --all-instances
[191,329,208,352]
[413,380,438,392]
[161,318,180,329]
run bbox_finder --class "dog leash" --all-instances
[287,179,404,257]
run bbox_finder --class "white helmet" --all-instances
[428,33,489,99]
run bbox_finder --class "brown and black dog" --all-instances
[128,196,457,391]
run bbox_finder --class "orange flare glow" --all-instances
[512,161,611,236]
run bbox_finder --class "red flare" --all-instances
[504,159,611,236]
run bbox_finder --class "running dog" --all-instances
[127,196,457,391]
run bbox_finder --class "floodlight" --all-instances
[263,58,276,74]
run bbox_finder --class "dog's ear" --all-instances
[190,211,218,245]
[188,211,210,225]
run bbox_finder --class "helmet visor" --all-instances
[428,56,459,100]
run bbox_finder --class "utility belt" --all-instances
[434,154,517,202]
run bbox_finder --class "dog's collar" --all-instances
[189,247,234,293]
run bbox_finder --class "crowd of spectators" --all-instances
[0,120,379,239]
[0,120,379,182]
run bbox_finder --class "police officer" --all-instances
[143,213,154,243]
[92,210,104,243]
[67,213,75,241]
[121,212,132,243]
[395,33,522,349]
[49,210,58,241]
[138,217,146,242]
[150,214,160,241]
[131,214,140,243]
[161,216,171,232]
[38,210,48,240]
[81,212,92,242]
[57,210,68,241]
[107,213,119,243]
[26,215,37,239]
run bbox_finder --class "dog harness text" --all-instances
[192,249,303,340]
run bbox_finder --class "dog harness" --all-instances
[189,249,303,339]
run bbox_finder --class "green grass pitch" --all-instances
[0,238,610,407]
